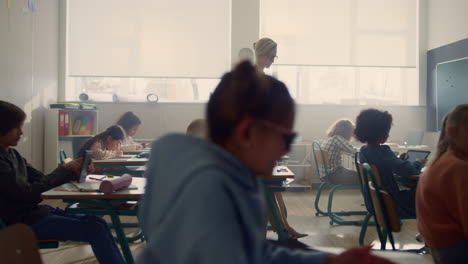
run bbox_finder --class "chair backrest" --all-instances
[0,224,43,264]
[368,181,401,233]
[311,140,331,180]
[364,163,401,231]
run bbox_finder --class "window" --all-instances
[261,0,419,105]
[65,0,229,102]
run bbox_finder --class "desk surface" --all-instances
[315,247,432,264]
[258,166,295,180]
[92,156,148,165]
[41,177,146,200]
[122,148,151,154]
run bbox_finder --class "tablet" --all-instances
[78,150,93,183]
[406,150,430,163]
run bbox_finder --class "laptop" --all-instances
[405,150,431,163]
[72,150,103,191]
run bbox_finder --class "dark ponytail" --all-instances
[116,112,141,131]
[78,125,125,157]
[207,60,294,146]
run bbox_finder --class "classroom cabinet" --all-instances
[44,109,98,173]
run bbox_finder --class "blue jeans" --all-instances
[31,206,125,264]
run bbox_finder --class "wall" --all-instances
[427,0,468,50]
[95,103,426,144]
[425,0,468,130]
[0,0,59,168]
[231,0,259,66]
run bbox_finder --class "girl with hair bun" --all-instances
[137,62,394,264]
[254,37,278,71]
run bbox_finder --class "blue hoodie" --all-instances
[137,134,326,264]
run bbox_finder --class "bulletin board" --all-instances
[436,57,468,130]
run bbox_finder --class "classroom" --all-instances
[1,0,468,263]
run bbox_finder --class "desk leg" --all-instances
[65,199,135,264]
[264,187,288,241]
[95,200,135,264]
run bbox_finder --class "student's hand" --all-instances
[326,246,396,264]
[87,161,95,174]
[63,158,82,175]
[136,144,143,150]
[416,158,428,166]
[399,153,407,160]
[116,150,124,156]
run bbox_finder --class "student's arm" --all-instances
[262,242,325,264]
[139,170,326,264]
[452,163,468,238]
[0,158,76,202]
[90,141,123,160]
[335,136,357,155]
[381,145,421,177]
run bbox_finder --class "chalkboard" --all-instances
[436,57,468,130]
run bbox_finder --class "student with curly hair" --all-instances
[355,109,425,218]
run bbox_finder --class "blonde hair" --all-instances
[253,38,277,57]
[431,104,468,166]
[186,119,207,139]
[327,119,355,139]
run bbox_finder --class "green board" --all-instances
[436,57,468,130]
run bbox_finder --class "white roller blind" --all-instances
[68,0,231,78]
[260,0,416,67]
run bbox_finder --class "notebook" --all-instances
[71,150,103,191]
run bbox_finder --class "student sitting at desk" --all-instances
[78,125,124,160]
[0,101,125,264]
[417,105,468,263]
[321,119,359,184]
[116,111,145,150]
[355,109,426,219]
[137,62,393,264]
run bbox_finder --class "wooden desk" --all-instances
[93,156,148,176]
[42,177,146,264]
[122,148,151,155]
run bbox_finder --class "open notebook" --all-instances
[70,151,137,192]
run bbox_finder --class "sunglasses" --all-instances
[257,120,297,151]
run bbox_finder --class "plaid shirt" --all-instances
[319,135,356,177]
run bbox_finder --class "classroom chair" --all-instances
[354,152,376,245]
[312,141,367,225]
[0,217,59,249]
[362,164,425,253]
[0,224,43,264]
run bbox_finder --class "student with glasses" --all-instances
[137,61,394,264]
